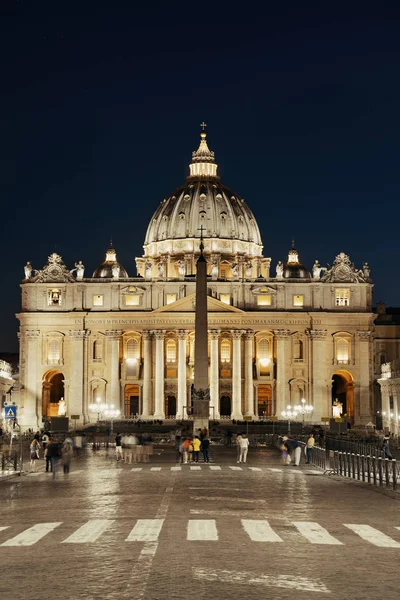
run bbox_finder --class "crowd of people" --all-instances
[29,431,86,477]
[114,433,153,463]
[279,433,315,466]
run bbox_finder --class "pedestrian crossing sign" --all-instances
[4,405,17,419]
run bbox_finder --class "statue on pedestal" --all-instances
[312,260,323,280]
[177,260,186,279]
[158,261,165,279]
[245,261,253,279]
[211,260,219,280]
[112,264,120,280]
[276,261,284,279]
[75,261,85,280]
[24,262,32,280]
[58,398,66,416]
[332,398,343,418]
[231,262,239,280]
[145,261,152,279]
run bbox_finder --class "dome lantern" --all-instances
[93,242,128,279]
[188,127,218,179]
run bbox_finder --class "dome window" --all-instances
[220,212,227,220]
[178,212,186,220]
[184,194,191,201]
[199,211,206,220]
[162,215,169,221]
[216,194,222,201]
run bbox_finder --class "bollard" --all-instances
[361,454,365,482]
[366,455,371,484]
[356,454,361,480]
[372,456,377,485]
[392,460,397,491]
[378,457,383,487]
[384,459,390,488]
[351,453,356,479]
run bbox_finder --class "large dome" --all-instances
[136,130,268,280]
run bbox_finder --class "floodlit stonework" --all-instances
[17,130,395,429]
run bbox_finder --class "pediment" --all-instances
[251,285,277,295]
[154,292,244,313]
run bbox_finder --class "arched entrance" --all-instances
[125,384,139,417]
[42,370,64,417]
[332,370,354,422]
[165,395,177,417]
[220,395,231,417]
[257,385,272,417]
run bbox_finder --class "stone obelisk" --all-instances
[192,226,210,433]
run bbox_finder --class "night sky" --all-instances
[2,2,400,351]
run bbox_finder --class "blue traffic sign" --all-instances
[4,405,17,419]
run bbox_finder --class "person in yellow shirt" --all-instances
[306,434,315,464]
[192,436,201,463]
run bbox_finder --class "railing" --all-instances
[0,451,18,471]
[331,451,399,491]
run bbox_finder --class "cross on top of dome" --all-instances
[189,126,218,177]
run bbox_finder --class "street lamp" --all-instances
[293,398,313,429]
[281,405,298,434]
[88,397,108,423]
[103,405,121,433]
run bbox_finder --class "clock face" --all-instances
[335,265,350,281]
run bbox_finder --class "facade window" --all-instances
[221,339,231,363]
[380,354,386,365]
[258,337,271,372]
[335,289,350,307]
[336,338,349,362]
[294,339,303,360]
[48,289,62,306]
[125,294,140,306]
[166,339,177,362]
[220,268,226,278]
[293,295,304,307]
[48,339,60,363]
[126,338,140,360]
[93,294,104,307]
[220,294,231,305]
[257,295,271,306]
[93,340,103,360]
[166,294,177,305]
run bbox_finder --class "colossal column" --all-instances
[142,331,152,418]
[105,330,123,413]
[244,330,255,417]
[153,330,166,418]
[23,330,40,428]
[357,330,372,425]
[209,330,220,419]
[68,330,86,421]
[308,329,329,422]
[231,330,243,420]
[273,329,291,417]
[177,330,187,419]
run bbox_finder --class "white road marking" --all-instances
[190,509,251,517]
[0,527,9,533]
[209,466,221,470]
[293,522,343,545]
[171,466,181,471]
[193,567,330,593]
[229,466,242,471]
[191,496,265,504]
[190,466,201,471]
[242,520,283,542]
[288,469,304,474]
[248,467,262,471]
[187,519,218,541]
[1,522,62,547]
[268,468,283,472]
[62,519,114,544]
[344,524,400,547]
[131,468,143,472]
[150,467,161,471]
[126,519,164,542]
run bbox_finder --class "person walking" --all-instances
[115,432,123,461]
[42,431,49,452]
[306,433,315,464]
[201,437,210,463]
[74,433,83,458]
[46,438,61,479]
[175,436,182,463]
[62,441,73,474]
[192,436,201,463]
[236,433,243,462]
[238,434,249,463]
[290,437,301,466]
[383,438,393,459]
[181,437,191,464]
[30,436,41,472]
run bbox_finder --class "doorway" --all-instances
[165,395,177,417]
[257,385,272,417]
[125,384,139,417]
[332,370,354,422]
[42,370,64,417]
[220,395,231,417]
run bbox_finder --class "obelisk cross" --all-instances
[198,225,206,255]
[200,121,207,131]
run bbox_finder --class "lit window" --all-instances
[93,295,104,307]
[335,289,350,307]
[220,268,226,278]
[221,339,231,362]
[220,294,231,305]
[258,338,270,369]
[48,289,61,306]
[126,339,140,360]
[48,339,60,363]
[125,294,140,306]
[166,340,177,362]
[293,295,304,307]
[93,340,103,360]
[257,295,271,306]
[166,294,177,305]
[336,338,349,362]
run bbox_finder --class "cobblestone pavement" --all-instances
[1,445,399,600]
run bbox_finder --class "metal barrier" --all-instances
[331,451,398,491]
[0,451,18,471]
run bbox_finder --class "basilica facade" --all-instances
[17,131,384,429]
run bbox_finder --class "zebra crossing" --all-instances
[125,466,323,474]
[0,519,399,547]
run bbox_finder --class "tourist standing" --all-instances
[46,438,61,479]
[290,437,301,466]
[201,437,210,463]
[238,434,249,463]
[236,433,243,462]
[383,438,393,459]
[115,432,123,461]
[30,436,40,472]
[181,437,190,464]
[306,434,315,464]
[192,436,201,463]
[62,441,73,474]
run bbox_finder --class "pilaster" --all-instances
[273,329,291,417]
[209,330,220,419]
[231,330,244,420]
[244,330,255,417]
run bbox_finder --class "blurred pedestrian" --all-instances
[201,437,210,463]
[30,436,40,472]
[238,434,249,463]
[175,435,182,463]
[236,433,243,462]
[42,431,49,452]
[192,436,201,463]
[383,438,393,459]
[281,436,291,465]
[115,432,123,461]
[306,433,315,464]
[290,437,301,466]
[46,438,62,479]
[74,433,83,457]
[62,441,73,474]
[181,437,190,464]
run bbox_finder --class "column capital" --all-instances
[104,329,123,340]
[230,329,244,340]
[273,329,291,339]
[306,329,327,340]
[244,329,254,340]
[26,329,40,339]
[142,330,152,340]
[68,329,87,340]
[357,330,372,341]
[209,329,221,340]
[152,329,166,340]
[177,329,189,340]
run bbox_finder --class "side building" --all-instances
[17,131,376,429]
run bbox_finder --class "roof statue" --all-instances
[29,253,76,283]
[321,252,372,283]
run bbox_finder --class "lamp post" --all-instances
[294,398,313,431]
[281,405,298,434]
[104,405,121,434]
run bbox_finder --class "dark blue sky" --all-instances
[1,2,400,351]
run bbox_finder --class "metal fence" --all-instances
[331,451,398,491]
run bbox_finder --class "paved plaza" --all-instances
[0,445,399,599]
